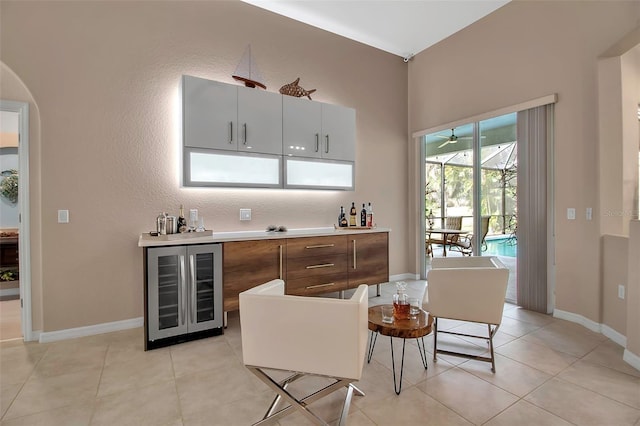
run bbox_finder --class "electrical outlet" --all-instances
[618,285,625,300]
[240,208,251,221]
[57,209,69,223]
[586,207,592,221]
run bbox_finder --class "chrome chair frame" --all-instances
[433,317,500,372]
[246,367,364,426]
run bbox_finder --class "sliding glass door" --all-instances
[424,113,518,302]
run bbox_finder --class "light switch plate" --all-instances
[567,208,576,220]
[58,209,69,223]
[586,207,592,220]
[240,208,251,221]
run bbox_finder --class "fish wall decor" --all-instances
[279,78,316,100]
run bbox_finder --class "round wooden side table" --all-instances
[367,304,434,394]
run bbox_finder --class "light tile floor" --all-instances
[1,281,639,426]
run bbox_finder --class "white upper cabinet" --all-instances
[183,76,237,151]
[283,96,355,162]
[237,86,283,155]
[321,103,356,161]
[183,76,283,155]
[182,75,356,189]
[283,97,322,158]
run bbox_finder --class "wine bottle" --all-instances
[340,210,348,227]
[178,204,187,233]
[366,202,373,227]
[360,203,367,227]
[349,202,357,226]
[338,206,347,227]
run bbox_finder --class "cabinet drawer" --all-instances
[286,274,349,296]
[286,235,347,259]
[286,254,347,281]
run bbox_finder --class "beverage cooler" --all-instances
[145,243,223,349]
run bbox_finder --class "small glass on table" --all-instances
[381,305,394,324]
[409,297,422,319]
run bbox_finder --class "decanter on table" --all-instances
[393,281,410,320]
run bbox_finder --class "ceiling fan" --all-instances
[436,128,485,148]
[437,129,459,148]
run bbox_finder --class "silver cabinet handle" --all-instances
[243,123,247,145]
[306,282,335,290]
[306,263,335,269]
[315,133,319,152]
[190,254,196,325]
[279,244,283,280]
[353,239,357,269]
[305,244,335,249]
[180,255,186,326]
[229,122,233,143]
[325,135,329,153]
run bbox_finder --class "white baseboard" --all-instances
[389,273,420,282]
[601,324,627,347]
[552,309,601,333]
[39,317,143,343]
[553,308,639,371]
[623,349,640,371]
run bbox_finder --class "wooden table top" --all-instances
[368,304,433,339]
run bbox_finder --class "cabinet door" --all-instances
[283,96,322,158]
[238,86,283,155]
[147,246,188,341]
[321,103,356,161]
[348,232,389,286]
[187,244,223,333]
[223,239,285,311]
[183,76,238,151]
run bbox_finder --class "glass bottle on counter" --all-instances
[393,281,410,320]
[178,205,187,233]
[366,202,374,227]
[360,203,367,227]
[338,206,348,227]
[349,202,357,226]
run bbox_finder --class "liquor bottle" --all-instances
[393,281,410,320]
[360,203,367,227]
[178,205,187,233]
[338,206,347,227]
[349,202,357,226]
[366,202,374,227]
[340,210,348,227]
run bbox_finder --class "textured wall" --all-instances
[0,1,408,332]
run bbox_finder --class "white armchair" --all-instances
[425,256,509,372]
[239,279,369,425]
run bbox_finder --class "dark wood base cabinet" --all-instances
[223,231,388,311]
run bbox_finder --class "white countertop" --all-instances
[138,226,391,247]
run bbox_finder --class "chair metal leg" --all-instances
[433,317,438,363]
[263,373,304,419]
[488,324,496,373]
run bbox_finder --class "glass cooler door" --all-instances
[187,244,223,332]
[148,246,188,340]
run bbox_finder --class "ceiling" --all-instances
[241,0,510,59]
